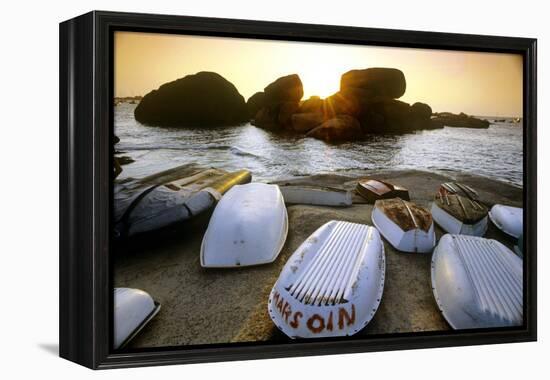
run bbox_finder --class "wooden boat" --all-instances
[356,178,409,203]
[489,204,523,239]
[201,183,288,268]
[268,220,385,338]
[438,182,479,200]
[278,184,352,207]
[431,234,523,329]
[372,198,435,253]
[114,288,161,349]
[114,165,251,238]
[431,193,488,236]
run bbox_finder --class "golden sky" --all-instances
[115,31,523,117]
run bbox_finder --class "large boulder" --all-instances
[359,97,412,133]
[253,74,304,131]
[291,112,324,133]
[264,74,304,103]
[325,90,363,117]
[340,68,406,99]
[246,92,266,118]
[306,115,362,142]
[431,112,490,129]
[409,102,433,130]
[299,96,324,114]
[411,102,432,120]
[252,106,279,131]
[277,101,300,128]
[134,72,248,127]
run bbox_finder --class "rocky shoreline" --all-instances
[133,69,492,143]
[114,169,522,347]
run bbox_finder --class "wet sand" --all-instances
[114,169,522,348]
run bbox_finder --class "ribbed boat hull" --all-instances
[431,234,523,329]
[268,220,385,338]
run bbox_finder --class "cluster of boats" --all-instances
[113,166,524,347]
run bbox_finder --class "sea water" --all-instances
[115,103,523,186]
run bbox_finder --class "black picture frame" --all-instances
[59,10,537,369]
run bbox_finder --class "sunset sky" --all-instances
[114,31,523,117]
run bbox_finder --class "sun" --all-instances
[299,66,343,99]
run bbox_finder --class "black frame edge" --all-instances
[59,10,537,370]
[59,11,97,369]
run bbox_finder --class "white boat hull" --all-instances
[114,288,160,349]
[268,220,385,338]
[201,183,288,267]
[431,234,523,329]
[431,202,488,236]
[489,205,523,238]
[372,207,435,253]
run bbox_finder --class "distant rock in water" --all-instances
[134,72,248,127]
[252,74,304,131]
[431,112,490,129]
[340,68,406,99]
[264,74,303,103]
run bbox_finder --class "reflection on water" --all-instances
[115,103,523,186]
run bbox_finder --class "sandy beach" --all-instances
[114,169,522,348]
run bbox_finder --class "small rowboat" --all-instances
[201,183,288,268]
[278,185,352,207]
[431,193,488,236]
[114,288,161,349]
[489,204,523,239]
[431,234,523,329]
[439,182,479,200]
[372,198,436,253]
[356,178,409,203]
[114,167,251,238]
[268,220,385,338]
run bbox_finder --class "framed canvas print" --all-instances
[59,11,537,369]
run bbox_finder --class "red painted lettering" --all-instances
[290,311,303,328]
[338,304,356,330]
[307,314,325,333]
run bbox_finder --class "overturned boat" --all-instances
[201,183,288,267]
[439,182,480,200]
[278,184,352,207]
[514,233,524,257]
[431,234,523,329]
[268,220,385,338]
[372,198,435,253]
[431,193,488,236]
[114,166,251,238]
[489,204,523,239]
[356,178,409,203]
[114,287,161,349]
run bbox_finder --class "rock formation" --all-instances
[306,115,362,142]
[251,74,304,131]
[431,112,490,129]
[134,71,248,127]
[132,68,490,142]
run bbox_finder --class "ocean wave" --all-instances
[118,143,261,158]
